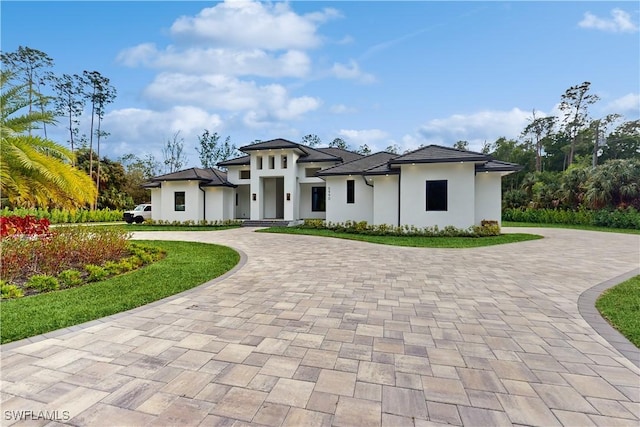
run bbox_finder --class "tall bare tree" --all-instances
[559,82,599,167]
[590,114,621,167]
[302,134,321,147]
[51,73,85,159]
[163,131,187,173]
[522,110,557,172]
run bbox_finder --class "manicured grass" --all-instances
[258,227,542,248]
[99,224,241,232]
[596,275,640,348]
[0,240,239,344]
[503,221,640,235]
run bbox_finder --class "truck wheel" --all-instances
[135,216,144,224]
[125,219,133,224]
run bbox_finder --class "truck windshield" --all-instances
[133,205,146,211]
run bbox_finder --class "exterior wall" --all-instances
[324,176,373,223]
[157,181,204,222]
[474,172,502,225]
[371,175,399,226]
[299,183,326,220]
[226,165,251,186]
[399,162,476,229]
[149,188,162,221]
[235,185,251,219]
[249,150,300,220]
[204,187,235,221]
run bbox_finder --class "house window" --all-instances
[269,155,275,169]
[257,156,263,170]
[346,180,355,204]
[174,191,185,211]
[311,187,326,212]
[281,155,287,169]
[305,167,321,178]
[240,170,251,179]
[425,180,447,211]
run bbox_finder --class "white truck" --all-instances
[123,204,152,224]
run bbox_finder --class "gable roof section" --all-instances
[239,138,303,152]
[148,167,235,187]
[475,160,523,173]
[316,147,364,164]
[317,152,397,176]
[389,145,489,165]
[218,155,250,167]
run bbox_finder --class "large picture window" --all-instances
[346,180,355,204]
[425,180,447,211]
[311,187,326,212]
[174,191,186,211]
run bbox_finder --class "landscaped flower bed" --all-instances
[1,216,165,299]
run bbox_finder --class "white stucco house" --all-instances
[144,138,522,228]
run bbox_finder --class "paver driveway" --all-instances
[1,227,639,426]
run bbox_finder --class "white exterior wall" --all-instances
[249,150,300,220]
[157,181,204,222]
[324,176,373,223]
[204,187,235,221]
[372,175,399,226]
[149,188,162,221]
[226,166,251,186]
[399,163,476,229]
[235,185,251,219]
[299,183,326,219]
[474,172,502,225]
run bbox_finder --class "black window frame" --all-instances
[346,180,355,204]
[174,191,186,211]
[240,170,251,179]
[311,186,326,212]
[425,180,447,211]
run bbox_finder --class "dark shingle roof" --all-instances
[316,147,364,164]
[148,168,235,187]
[389,145,489,165]
[239,138,302,152]
[296,146,343,163]
[218,155,250,166]
[475,160,523,173]
[317,152,397,176]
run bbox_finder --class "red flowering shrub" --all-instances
[0,216,50,238]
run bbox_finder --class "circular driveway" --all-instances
[1,227,639,426]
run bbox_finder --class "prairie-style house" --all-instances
[144,138,521,228]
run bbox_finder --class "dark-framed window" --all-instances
[311,187,326,212]
[174,191,186,211]
[425,180,447,211]
[346,180,355,204]
[240,170,251,179]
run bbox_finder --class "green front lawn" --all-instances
[0,240,239,344]
[596,275,640,348]
[503,221,640,235]
[258,227,542,248]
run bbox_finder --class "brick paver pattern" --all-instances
[1,227,639,426]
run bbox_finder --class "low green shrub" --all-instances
[0,208,124,224]
[85,265,108,282]
[145,219,243,227]
[57,270,83,288]
[1,281,23,299]
[502,207,640,230]
[26,275,60,292]
[300,219,501,237]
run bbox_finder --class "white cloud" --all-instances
[102,106,223,160]
[330,104,357,114]
[604,93,640,115]
[338,129,390,148]
[331,60,375,84]
[170,0,338,49]
[118,44,311,78]
[579,8,638,33]
[416,108,534,152]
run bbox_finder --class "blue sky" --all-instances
[3,1,639,167]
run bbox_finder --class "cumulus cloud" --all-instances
[604,93,640,115]
[118,44,310,77]
[330,104,357,114]
[144,73,320,122]
[338,129,390,147]
[416,108,535,151]
[331,60,376,84]
[170,0,338,49]
[579,8,638,33]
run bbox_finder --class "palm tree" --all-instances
[1,71,97,209]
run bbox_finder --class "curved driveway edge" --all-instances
[1,227,639,426]
[578,267,640,369]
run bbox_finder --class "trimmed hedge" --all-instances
[502,207,640,230]
[1,207,123,224]
[301,219,501,237]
